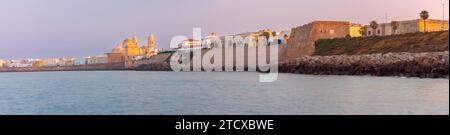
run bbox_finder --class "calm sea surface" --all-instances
[0,71,448,115]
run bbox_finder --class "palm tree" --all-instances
[391,21,400,35]
[420,10,429,32]
[370,21,379,36]
[359,27,366,36]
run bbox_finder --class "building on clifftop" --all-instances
[363,19,449,37]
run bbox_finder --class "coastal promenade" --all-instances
[0,62,125,72]
[2,52,449,78]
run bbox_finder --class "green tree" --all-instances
[391,21,400,35]
[420,10,430,32]
[370,21,379,36]
[359,27,366,36]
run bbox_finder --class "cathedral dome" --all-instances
[111,44,125,54]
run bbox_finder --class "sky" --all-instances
[0,0,448,59]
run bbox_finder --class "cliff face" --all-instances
[315,31,449,56]
[279,52,449,78]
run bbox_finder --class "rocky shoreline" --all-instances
[132,51,449,78]
[279,51,449,78]
[134,62,172,71]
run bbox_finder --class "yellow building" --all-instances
[0,59,5,68]
[109,34,159,63]
[32,60,46,68]
[349,23,362,37]
[418,19,449,32]
[123,36,141,59]
[106,44,125,63]
[140,34,158,57]
[111,44,125,54]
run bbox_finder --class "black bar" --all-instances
[0,115,448,134]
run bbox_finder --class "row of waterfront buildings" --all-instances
[289,18,448,41]
[175,29,290,50]
[0,34,159,68]
[174,18,448,50]
[0,57,111,68]
[0,58,75,68]
[1,16,448,68]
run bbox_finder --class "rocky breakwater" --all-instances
[279,52,449,78]
[133,53,173,71]
[134,62,172,71]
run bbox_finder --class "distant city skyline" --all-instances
[0,0,448,59]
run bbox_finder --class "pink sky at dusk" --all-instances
[0,0,448,59]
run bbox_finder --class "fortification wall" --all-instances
[279,23,315,61]
[280,21,351,61]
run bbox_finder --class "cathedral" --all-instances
[107,34,158,63]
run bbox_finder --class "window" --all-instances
[377,30,381,34]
